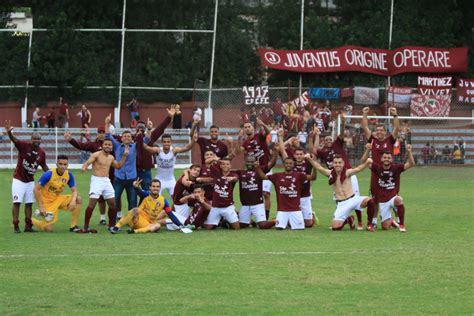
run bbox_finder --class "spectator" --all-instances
[172,104,182,129]
[126,98,139,124]
[344,103,353,126]
[320,104,332,132]
[422,143,430,165]
[130,115,139,129]
[452,145,462,164]
[442,145,451,163]
[46,107,56,131]
[249,106,257,126]
[77,104,92,128]
[272,97,284,124]
[343,129,355,161]
[32,107,40,128]
[57,97,69,128]
[193,106,203,123]
[297,130,308,149]
[454,136,466,163]
[430,145,438,164]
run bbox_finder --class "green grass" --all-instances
[0,167,473,315]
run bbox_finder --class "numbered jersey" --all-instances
[156,147,176,181]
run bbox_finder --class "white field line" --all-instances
[0,250,392,259]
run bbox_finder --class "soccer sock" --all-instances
[25,217,33,230]
[265,210,270,220]
[108,207,117,227]
[84,206,94,230]
[115,212,133,228]
[12,219,19,229]
[258,220,276,229]
[397,205,405,225]
[116,211,123,218]
[134,226,151,233]
[100,214,106,221]
[355,210,363,224]
[367,199,375,225]
[332,218,349,231]
[240,223,250,228]
[70,204,81,228]
[166,210,183,227]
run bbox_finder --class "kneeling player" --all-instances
[110,179,189,234]
[32,155,82,232]
[307,155,376,231]
[369,145,415,232]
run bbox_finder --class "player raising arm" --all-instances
[306,154,377,231]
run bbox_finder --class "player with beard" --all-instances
[255,157,313,230]
[64,127,112,225]
[79,139,128,233]
[368,145,415,232]
[5,120,49,233]
[238,119,273,220]
[198,150,218,201]
[306,154,376,231]
[204,158,240,230]
[279,146,317,228]
[143,132,197,198]
[172,165,202,218]
[235,154,278,229]
[314,113,364,230]
[191,123,229,164]
[362,106,400,228]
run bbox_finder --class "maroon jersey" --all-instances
[316,137,351,169]
[268,172,306,211]
[235,169,263,206]
[81,110,90,127]
[13,140,47,183]
[272,101,284,116]
[369,135,396,164]
[197,137,228,164]
[210,163,237,208]
[199,165,214,201]
[370,162,405,203]
[242,131,270,167]
[293,161,313,198]
[173,175,193,206]
[184,198,210,228]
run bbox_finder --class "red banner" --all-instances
[457,78,474,104]
[258,46,468,76]
[417,76,452,95]
[410,94,451,117]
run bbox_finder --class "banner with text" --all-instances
[387,86,412,108]
[242,85,270,105]
[456,78,474,104]
[354,87,380,105]
[258,46,468,76]
[417,76,452,95]
[308,88,340,100]
[410,94,450,117]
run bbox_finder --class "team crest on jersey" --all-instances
[155,201,162,207]
[61,178,67,183]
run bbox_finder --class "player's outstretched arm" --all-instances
[82,151,100,172]
[305,154,330,177]
[112,146,129,169]
[347,158,372,177]
[361,107,372,140]
[256,117,271,136]
[390,107,400,139]
[143,143,160,155]
[338,112,346,140]
[404,144,415,170]
[174,132,198,155]
[4,120,18,143]
[360,143,372,163]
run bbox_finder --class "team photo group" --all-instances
[6,103,414,235]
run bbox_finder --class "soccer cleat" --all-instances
[76,228,98,234]
[99,219,107,226]
[13,227,21,233]
[347,215,355,230]
[127,228,135,234]
[399,224,406,232]
[357,221,364,231]
[366,224,375,232]
[179,225,194,234]
[108,226,120,234]
[390,219,400,229]
[69,226,81,233]
[24,227,37,233]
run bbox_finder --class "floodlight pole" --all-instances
[116,0,127,128]
[387,0,394,87]
[298,0,305,96]
[22,29,34,127]
[206,0,219,128]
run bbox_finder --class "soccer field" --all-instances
[0,167,473,315]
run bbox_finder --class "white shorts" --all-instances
[332,176,361,210]
[12,179,35,204]
[379,196,398,222]
[205,205,238,226]
[174,203,190,218]
[300,196,313,220]
[262,170,273,193]
[239,203,266,224]
[333,195,367,221]
[156,177,176,196]
[165,212,187,231]
[275,211,304,230]
[89,175,115,199]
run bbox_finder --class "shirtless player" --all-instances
[79,139,128,233]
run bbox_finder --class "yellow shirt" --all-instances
[38,168,74,203]
[138,192,170,222]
